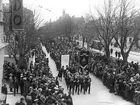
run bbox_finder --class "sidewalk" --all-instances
[7,94,22,105]
[113,47,140,56]
[90,47,140,63]
[5,83,22,105]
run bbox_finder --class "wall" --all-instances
[0,47,4,93]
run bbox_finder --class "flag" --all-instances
[79,49,90,67]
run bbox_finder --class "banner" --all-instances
[61,55,70,69]
[32,54,35,66]
[79,49,90,67]
[84,42,88,49]
[28,57,32,70]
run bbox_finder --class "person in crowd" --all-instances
[66,91,73,105]
[7,36,140,104]
[55,76,59,86]
[115,51,118,58]
[20,74,24,95]
[13,76,19,96]
[86,75,91,94]
[9,73,13,92]
[118,52,121,59]
[75,76,80,95]
[15,97,26,105]
[1,83,8,103]
[58,66,64,81]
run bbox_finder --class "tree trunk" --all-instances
[122,52,128,64]
[13,55,18,65]
[18,54,27,70]
[105,45,110,58]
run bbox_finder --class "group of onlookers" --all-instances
[4,34,140,105]
[2,43,73,105]
[90,53,140,105]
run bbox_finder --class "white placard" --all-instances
[28,58,32,69]
[84,42,87,49]
[61,55,70,69]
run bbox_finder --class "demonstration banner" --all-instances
[28,57,32,70]
[79,49,90,67]
[61,55,70,69]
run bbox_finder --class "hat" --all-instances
[23,77,27,80]
[34,99,39,102]
[54,87,59,90]
[26,95,32,100]
[20,97,25,101]
[136,73,140,77]
[38,88,42,92]
[61,98,65,101]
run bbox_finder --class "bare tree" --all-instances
[114,0,140,64]
[89,0,118,58]
[4,7,43,69]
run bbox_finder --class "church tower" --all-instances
[63,9,65,16]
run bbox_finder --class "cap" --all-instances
[34,99,39,102]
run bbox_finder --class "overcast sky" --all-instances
[3,0,105,21]
[3,0,140,22]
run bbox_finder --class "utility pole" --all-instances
[0,0,8,93]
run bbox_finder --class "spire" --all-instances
[63,9,65,16]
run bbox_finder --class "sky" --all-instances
[26,0,102,18]
[3,0,140,22]
[3,0,104,21]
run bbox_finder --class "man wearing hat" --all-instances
[33,99,39,105]
[1,83,7,103]
[66,91,73,105]
[13,76,19,96]
[18,97,26,105]
[75,76,80,95]
[87,76,91,94]
[20,74,24,95]
[9,73,13,92]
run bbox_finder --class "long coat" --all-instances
[1,85,7,95]
[58,69,63,78]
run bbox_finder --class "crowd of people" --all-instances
[3,61,16,81]
[43,35,140,104]
[3,35,140,105]
[90,53,140,105]
[43,36,92,95]
[2,43,73,105]
[64,66,91,95]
